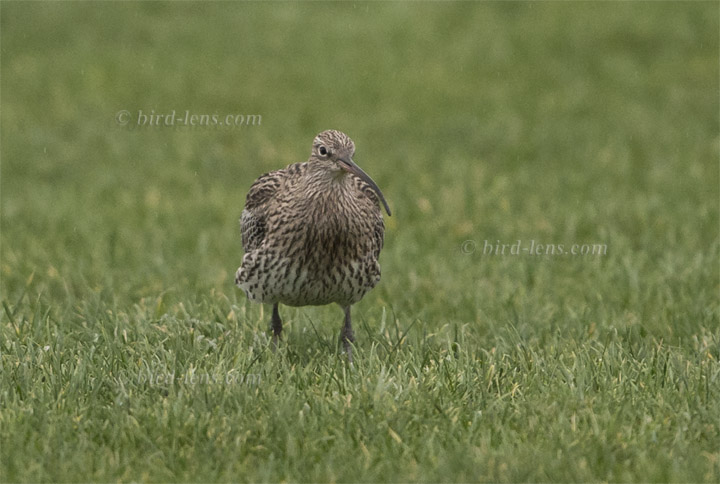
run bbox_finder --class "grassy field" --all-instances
[1,2,719,482]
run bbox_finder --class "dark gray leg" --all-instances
[270,303,282,350]
[340,306,355,362]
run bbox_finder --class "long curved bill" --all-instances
[338,158,392,216]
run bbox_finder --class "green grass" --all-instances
[1,2,719,482]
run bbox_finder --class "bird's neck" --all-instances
[299,164,357,216]
[304,163,353,191]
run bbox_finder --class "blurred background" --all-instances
[2,3,719,482]
[2,2,717,337]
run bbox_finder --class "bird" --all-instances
[235,130,391,361]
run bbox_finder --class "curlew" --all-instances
[235,130,391,360]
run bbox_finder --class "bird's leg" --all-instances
[270,303,282,350]
[340,306,355,362]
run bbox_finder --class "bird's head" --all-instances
[310,130,391,216]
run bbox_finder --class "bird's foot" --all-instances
[270,303,282,353]
[271,331,281,352]
[343,341,354,364]
[340,332,355,363]
[340,306,355,363]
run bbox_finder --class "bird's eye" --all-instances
[318,146,328,156]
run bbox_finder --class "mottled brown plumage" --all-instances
[235,130,390,360]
